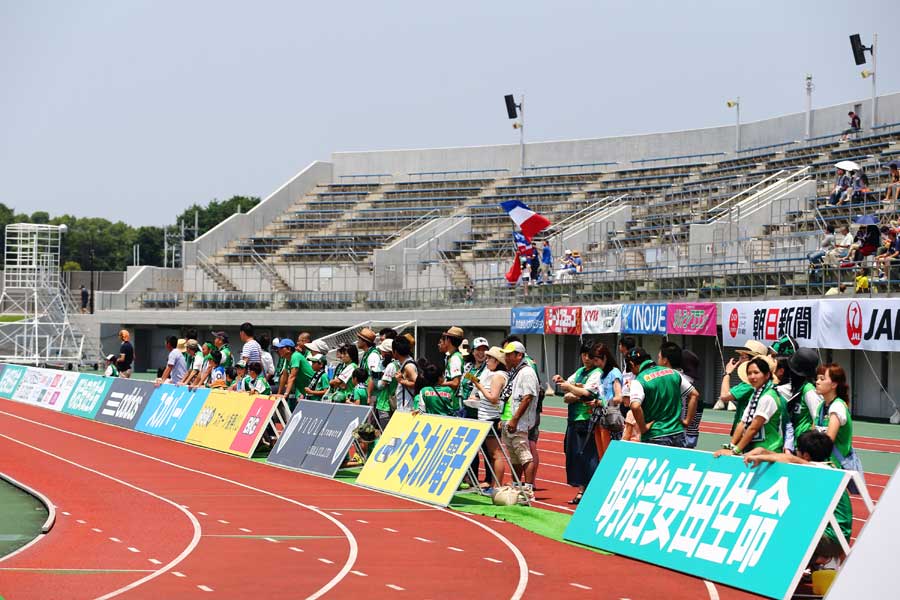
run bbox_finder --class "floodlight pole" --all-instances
[870,33,877,129]
[734,96,741,153]
[804,74,814,140]
[518,94,525,175]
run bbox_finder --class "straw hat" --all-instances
[356,328,376,344]
[443,326,465,339]
[176,338,187,351]
[738,354,779,386]
[485,346,507,365]
[735,340,768,356]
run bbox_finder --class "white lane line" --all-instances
[264,537,279,543]
[217,519,229,524]
[61,511,71,516]
[704,580,720,600]
[239,528,252,533]
[127,547,140,553]
[448,546,464,552]
[386,584,405,591]
[383,527,398,533]
[356,519,368,524]
[289,547,304,553]
[75,519,86,524]
[148,559,162,565]
[318,558,334,564]
[197,585,213,592]
[92,528,103,533]
[109,537,121,543]
[172,571,186,578]
[484,557,502,563]
[0,411,358,600]
[197,511,208,516]
[331,511,342,516]
[528,570,544,576]
[570,583,592,590]
[179,505,189,509]
[413,537,432,543]
[350,570,367,577]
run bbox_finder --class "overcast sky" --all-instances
[2,0,897,226]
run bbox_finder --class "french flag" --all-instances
[500,200,551,242]
[513,231,534,257]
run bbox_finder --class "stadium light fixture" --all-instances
[726,97,741,152]
[504,93,525,174]
[804,74,815,140]
[849,33,878,128]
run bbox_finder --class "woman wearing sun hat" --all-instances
[718,339,768,434]
[468,345,509,490]
[715,355,786,457]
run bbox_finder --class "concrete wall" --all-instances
[183,263,373,293]
[331,93,900,178]
[120,266,183,293]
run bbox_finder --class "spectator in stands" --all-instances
[327,343,358,403]
[589,343,624,461]
[807,225,836,269]
[207,351,227,388]
[742,431,852,565]
[554,340,601,505]
[500,341,539,503]
[239,322,262,366]
[825,283,848,295]
[468,345,508,491]
[392,335,418,412]
[356,328,381,405]
[529,252,540,283]
[157,336,187,386]
[297,332,313,357]
[540,240,553,284]
[625,347,691,447]
[117,330,134,378]
[439,326,465,407]
[572,251,584,273]
[80,284,88,314]
[826,225,854,264]
[556,249,576,280]
[276,339,313,407]
[874,230,900,279]
[848,170,871,204]
[886,163,900,202]
[180,340,202,385]
[841,111,861,140]
[814,363,864,492]
[851,224,880,263]
[103,353,119,377]
[714,355,785,457]
[855,267,871,294]
[373,339,398,426]
[828,169,851,205]
[211,331,233,368]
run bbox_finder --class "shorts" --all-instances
[683,433,699,449]
[528,425,540,442]
[647,432,686,447]
[120,369,132,379]
[502,428,533,465]
[374,409,393,430]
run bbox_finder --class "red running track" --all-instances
[0,399,762,600]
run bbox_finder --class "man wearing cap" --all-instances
[211,331,233,368]
[459,337,489,418]
[180,340,203,385]
[356,328,382,405]
[500,341,539,501]
[373,338,398,427]
[718,339,768,434]
[276,339,313,409]
[230,361,248,391]
[104,354,119,378]
[117,330,134,378]
[625,348,687,447]
[302,354,330,400]
[157,336,187,386]
[439,326,465,407]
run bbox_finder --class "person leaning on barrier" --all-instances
[156,336,187,387]
[275,338,313,410]
[104,354,119,377]
[714,355,785,457]
[303,354,330,400]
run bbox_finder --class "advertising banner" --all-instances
[267,401,371,477]
[0,364,26,399]
[186,390,259,455]
[581,304,623,334]
[12,368,78,411]
[544,306,582,336]
[721,300,819,347]
[564,442,848,600]
[136,384,209,441]
[510,306,545,334]
[621,303,667,335]
[229,396,279,456]
[95,379,155,429]
[666,302,718,337]
[356,412,491,506]
[819,298,900,351]
[63,374,114,419]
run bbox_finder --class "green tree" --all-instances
[176,195,260,240]
[62,260,82,271]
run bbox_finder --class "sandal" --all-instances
[568,492,583,505]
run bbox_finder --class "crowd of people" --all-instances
[808,218,900,286]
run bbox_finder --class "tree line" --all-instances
[0,196,259,272]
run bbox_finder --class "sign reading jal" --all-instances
[819,298,900,351]
[544,306,582,335]
[721,301,818,347]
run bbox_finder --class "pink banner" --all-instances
[666,303,717,336]
[229,396,278,456]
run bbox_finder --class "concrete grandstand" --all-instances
[91,91,900,420]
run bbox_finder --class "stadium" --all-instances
[1,6,898,600]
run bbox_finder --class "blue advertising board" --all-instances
[63,374,114,419]
[621,303,667,335]
[510,306,545,334]
[564,442,848,600]
[95,379,156,429]
[136,384,209,441]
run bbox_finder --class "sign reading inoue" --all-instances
[621,303,667,335]
[564,442,848,600]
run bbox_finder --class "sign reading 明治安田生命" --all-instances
[564,442,848,600]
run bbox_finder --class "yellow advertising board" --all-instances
[356,412,491,506]
[185,390,275,457]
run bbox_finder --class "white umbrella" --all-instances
[835,160,860,171]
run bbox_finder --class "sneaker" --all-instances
[713,400,726,410]
[517,484,535,505]
[727,401,737,412]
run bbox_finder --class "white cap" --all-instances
[377,338,393,353]
[472,337,489,349]
[502,341,527,355]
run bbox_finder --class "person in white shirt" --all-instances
[501,341,539,501]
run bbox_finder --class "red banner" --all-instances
[544,306,582,335]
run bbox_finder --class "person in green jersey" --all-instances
[413,363,455,416]
[356,328,381,406]
[625,348,692,446]
[349,368,369,405]
[552,341,601,504]
[303,354,330,400]
[327,343,358,403]
[275,339,313,409]
[103,353,119,377]
[211,331,233,368]
[743,430,853,564]
[460,337,489,419]
[718,340,769,434]
[246,362,271,395]
[815,363,864,493]
[229,361,248,391]
[715,356,785,457]
[781,348,821,453]
[438,326,466,408]
[373,339,398,428]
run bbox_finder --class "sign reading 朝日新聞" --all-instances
[356,412,490,506]
[722,300,818,347]
[564,442,848,600]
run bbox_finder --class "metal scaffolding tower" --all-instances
[0,224,85,366]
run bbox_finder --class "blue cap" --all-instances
[276,338,296,349]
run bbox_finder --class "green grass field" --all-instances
[0,477,48,558]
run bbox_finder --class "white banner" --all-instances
[819,298,900,351]
[582,304,623,334]
[721,300,820,347]
[11,367,79,411]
